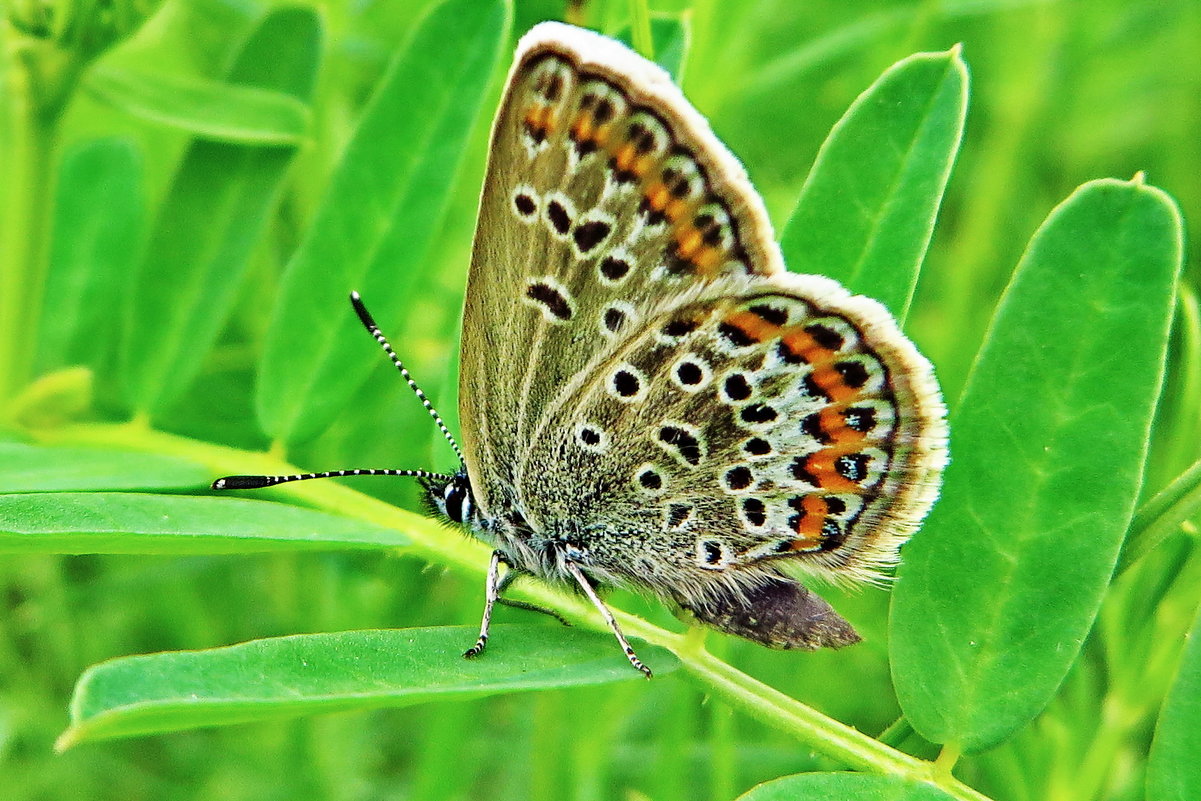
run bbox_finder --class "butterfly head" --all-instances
[421,469,478,526]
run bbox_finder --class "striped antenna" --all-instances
[213,469,452,491]
[350,291,465,464]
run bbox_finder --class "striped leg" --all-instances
[464,550,504,659]
[565,561,652,678]
[495,570,572,626]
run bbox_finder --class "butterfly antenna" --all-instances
[213,469,452,491]
[350,291,465,464]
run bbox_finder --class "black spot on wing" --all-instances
[573,220,611,253]
[525,282,572,320]
[546,200,572,234]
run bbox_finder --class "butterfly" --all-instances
[215,22,948,677]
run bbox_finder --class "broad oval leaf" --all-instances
[122,7,323,417]
[738,772,956,801]
[0,492,407,554]
[0,443,208,492]
[58,625,676,748]
[890,178,1184,752]
[256,0,512,444]
[84,66,311,145]
[780,48,968,321]
[1147,604,1201,801]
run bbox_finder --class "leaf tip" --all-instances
[1130,170,1148,186]
[54,727,81,753]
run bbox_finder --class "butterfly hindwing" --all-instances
[519,275,944,605]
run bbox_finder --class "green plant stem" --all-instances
[1,32,79,401]
[1117,458,1201,575]
[32,421,991,801]
[877,714,916,749]
[626,0,654,60]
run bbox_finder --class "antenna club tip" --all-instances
[349,291,377,330]
[213,475,273,490]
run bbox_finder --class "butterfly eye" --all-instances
[443,482,472,524]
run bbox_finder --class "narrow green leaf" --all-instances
[780,48,968,320]
[59,625,676,747]
[84,65,311,145]
[1147,604,1201,801]
[35,138,143,376]
[0,492,407,554]
[0,443,209,492]
[122,7,322,417]
[614,13,691,82]
[890,178,1184,752]
[738,773,956,801]
[256,0,511,444]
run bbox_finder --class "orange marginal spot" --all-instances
[614,143,636,172]
[783,537,823,553]
[571,114,593,142]
[540,105,557,134]
[790,495,828,542]
[664,197,689,222]
[674,226,703,259]
[780,329,832,365]
[646,182,670,212]
[818,405,867,444]
[809,363,858,403]
[803,448,859,493]
[634,154,657,179]
[724,309,783,344]
[693,246,723,274]
[523,104,555,139]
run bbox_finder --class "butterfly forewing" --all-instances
[459,22,946,647]
[460,24,785,518]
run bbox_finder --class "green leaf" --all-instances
[0,443,209,492]
[614,13,692,82]
[779,48,968,320]
[0,492,407,554]
[1147,603,1201,801]
[58,625,676,747]
[256,0,511,445]
[121,7,323,417]
[84,65,311,146]
[738,773,956,801]
[35,138,143,376]
[890,178,1184,752]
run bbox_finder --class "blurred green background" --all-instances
[2,0,1198,799]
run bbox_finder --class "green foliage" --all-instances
[60,625,678,748]
[256,0,511,444]
[1,1,1197,800]
[123,7,323,417]
[891,178,1183,753]
[0,492,408,554]
[781,47,968,321]
[739,773,957,801]
[1147,604,1201,801]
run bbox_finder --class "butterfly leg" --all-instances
[564,561,652,678]
[464,550,504,659]
[495,570,572,626]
